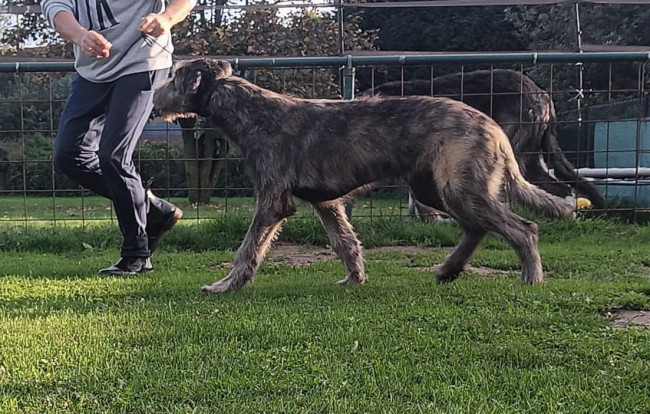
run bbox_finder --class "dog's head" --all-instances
[153,58,233,122]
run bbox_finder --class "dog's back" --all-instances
[364,70,551,150]
[363,70,607,209]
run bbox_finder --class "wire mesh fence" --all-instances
[1,53,649,226]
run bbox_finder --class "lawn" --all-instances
[1,197,650,413]
[0,194,412,223]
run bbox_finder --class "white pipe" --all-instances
[550,167,650,179]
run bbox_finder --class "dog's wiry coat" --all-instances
[365,71,607,210]
[153,59,574,292]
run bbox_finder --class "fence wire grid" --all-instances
[1,53,650,226]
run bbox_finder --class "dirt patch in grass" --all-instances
[268,243,336,267]
[213,242,509,277]
[267,243,451,268]
[367,246,450,255]
[610,310,650,329]
[412,264,513,277]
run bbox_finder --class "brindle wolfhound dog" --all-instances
[364,71,607,210]
[153,58,574,293]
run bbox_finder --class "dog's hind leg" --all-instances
[436,226,487,283]
[201,191,296,293]
[444,190,544,284]
[312,200,366,286]
[409,177,488,282]
[483,207,543,284]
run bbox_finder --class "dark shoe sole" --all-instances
[98,257,154,276]
[98,266,154,276]
[149,207,184,254]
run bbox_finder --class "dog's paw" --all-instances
[335,273,367,286]
[200,279,237,293]
[435,267,462,284]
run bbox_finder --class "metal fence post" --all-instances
[342,56,356,218]
[342,56,355,101]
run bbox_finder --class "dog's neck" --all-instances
[202,76,297,148]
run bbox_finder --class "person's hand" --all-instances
[138,13,173,38]
[77,30,112,58]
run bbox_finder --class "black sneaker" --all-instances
[98,257,154,276]
[146,190,183,255]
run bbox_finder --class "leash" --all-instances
[141,32,179,77]
[141,32,175,57]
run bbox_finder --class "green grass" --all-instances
[0,195,412,223]
[0,195,258,222]
[2,197,650,413]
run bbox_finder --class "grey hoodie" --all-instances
[42,0,196,82]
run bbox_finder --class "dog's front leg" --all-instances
[201,191,295,293]
[313,200,366,286]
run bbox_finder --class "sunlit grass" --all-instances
[1,197,650,413]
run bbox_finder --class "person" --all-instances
[42,0,196,275]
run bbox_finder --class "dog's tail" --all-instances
[501,139,575,219]
[541,105,608,210]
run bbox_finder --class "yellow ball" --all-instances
[576,197,593,210]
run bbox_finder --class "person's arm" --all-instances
[139,0,197,38]
[52,11,112,58]
[42,0,111,58]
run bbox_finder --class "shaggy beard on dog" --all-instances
[153,58,574,293]
[162,112,196,122]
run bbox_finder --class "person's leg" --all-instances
[56,71,179,274]
[54,75,113,198]
[97,70,168,260]
[54,75,151,275]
